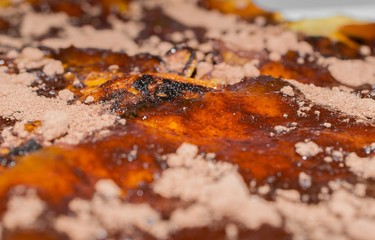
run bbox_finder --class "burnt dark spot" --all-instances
[0,139,41,168]
[155,80,202,100]
[133,75,155,96]
[10,139,42,156]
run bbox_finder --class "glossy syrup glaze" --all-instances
[0,1,375,239]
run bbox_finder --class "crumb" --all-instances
[39,110,69,141]
[346,153,375,179]
[295,140,322,157]
[298,172,312,189]
[118,119,126,125]
[3,188,45,229]
[280,86,295,97]
[211,62,260,85]
[108,64,119,72]
[360,46,371,56]
[258,184,271,195]
[43,60,64,76]
[225,224,239,240]
[58,89,74,102]
[84,96,95,104]
[327,58,375,87]
[269,51,281,61]
[288,80,375,121]
[21,47,44,61]
[324,156,333,163]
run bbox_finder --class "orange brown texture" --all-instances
[200,0,275,21]
[0,0,375,240]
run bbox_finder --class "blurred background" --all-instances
[254,0,375,20]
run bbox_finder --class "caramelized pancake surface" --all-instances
[0,0,375,239]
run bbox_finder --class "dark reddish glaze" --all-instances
[0,74,374,239]
[172,225,291,240]
[1,40,375,238]
[260,51,341,87]
[3,230,66,240]
[25,0,128,29]
[136,8,207,43]
[56,47,162,74]
[305,36,363,59]
[0,18,10,34]
[0,2,374,237]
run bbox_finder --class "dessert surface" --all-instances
[0,0,375,239]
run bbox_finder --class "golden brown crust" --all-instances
[0,0,374,239]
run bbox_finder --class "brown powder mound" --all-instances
[327,58,375,87]
[210,62,260,85]
[265,30,313,55]
[20,12,69,38]
[159,0,311,56]
[272,124,296,135]
[153,143,282,230]
[7,0,312,60]
[53,144,281,239]
[11,47,64,76]
[295,140,322,157]
[0,71,36,86]
[195,60,260,85]
[54,180,169,240]
[170,204,213,229]
[0,35,24,48]
[48,144,375,240]
[39,110,69,141]
[2,187,46,230]
[280,86,295,97]
[288,80,375,121]
[159,0,240,31]
[41,25,140,54]
[0,4,146,55]
[0,80,116,146]
[346,153,375,179]
[19,47,44,61]
[275,185,375,240]
[57,89,75,102]
[42,60,64,76]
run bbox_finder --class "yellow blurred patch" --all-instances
[203,0,274,20]
[0,0,11,7]
[288,16,375,48]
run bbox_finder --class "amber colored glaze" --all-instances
[1,43,375,238]
[200,0,275,21]
[0,1,374,239]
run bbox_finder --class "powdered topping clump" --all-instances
[280,86,295,97]
[327,58,375,87]
[346,153,375,179]
[295,140,322,157]
[44,144,375,240]
[20,12,69,38]
[0,0,374,239]
[153,143,282,229]
[210,62,260,85]
[54,179,169,240]
[288,79,375,121]
[0,46,117,148]
[2,188,46,230]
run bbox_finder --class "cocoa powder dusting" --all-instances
[0,0,374,239]
[327,58,375,87]
[47,144,375,240]
[288,79,375,121]
[0,76,116,146]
